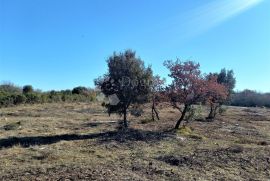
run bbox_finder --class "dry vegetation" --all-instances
[0,103,270,180]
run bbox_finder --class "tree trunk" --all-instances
[154,107,160,120]
[151,99,160,121]
[207,105,214,119]
[208,104,219,119]
[152,101,155,121]
[175,105,188,129]
[123,108,128,128]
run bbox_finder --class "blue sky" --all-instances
[0,0,269,92]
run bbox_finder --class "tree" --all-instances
[72,86,89,95]
[217,69,236,98]
[150,75,166,121]
[95,50,153,128]
[204,75,228,119]
[23,85,34,94]
[164,60,206,129]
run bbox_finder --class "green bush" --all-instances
[48,91,62,102]
[25,93,41,104]
[218,106,228,115]
[0,83,96,107]
[184,105,203,122]
[0,83,21,94]
[13,94,26,105]
[0,93,14,107]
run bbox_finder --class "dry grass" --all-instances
[0,103,270,180]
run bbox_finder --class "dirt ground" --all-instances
[0,102,269,180]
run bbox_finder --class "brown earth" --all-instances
[0,103,269,180]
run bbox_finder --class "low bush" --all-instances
[0,83,97,108]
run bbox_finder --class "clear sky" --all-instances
[0,0,269,92]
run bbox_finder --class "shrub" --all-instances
[25,93,41,104]
[0,83,21,94]
[0,93,14,107]
[13,94,26,105]
[184,105,203,122]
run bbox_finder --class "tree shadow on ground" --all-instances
[97,127,172,144]
[0,128,172,149]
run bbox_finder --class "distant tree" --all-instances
[217,69,236,97]
[151,75,166,121]
[23,85,34,94]
[164,60,206,129]
[72,86,89,95]
[61,90,72,95]
[204,75,228,119]
[95,50,153,128]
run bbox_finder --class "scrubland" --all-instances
[0,103,269,180]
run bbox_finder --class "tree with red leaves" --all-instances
[164,60,206,129]
[204,75,229,119]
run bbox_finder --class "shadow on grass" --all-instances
[98,128,171,144]
[0,128,171,149]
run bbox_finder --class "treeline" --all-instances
[0,84,96,108]
[231,90,270,108]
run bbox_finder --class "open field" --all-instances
[0,103,270,180]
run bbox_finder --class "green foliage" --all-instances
[184,105,204,122]
[25,93,41,104]
[72,86,89,95]
[0,91,26,107]
[218,106,228,115]
[48,91,62,102]
[95,50,153,127]
[0,83,21,94]
[0,92,15,107]
[13,94,27,105]
[176,126,193,135]
[0,83,96,107]
[176,126,206,140]
[217,68,236,99]
[23,85,34,94]
[231,90,270,108]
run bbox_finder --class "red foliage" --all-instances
[204,75,229,119]
[164,60,206,109]
[164,60,206,128]
[205,75,228,105]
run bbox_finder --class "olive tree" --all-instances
[95,50,153,128]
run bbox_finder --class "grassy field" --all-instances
[0,102,270,180]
